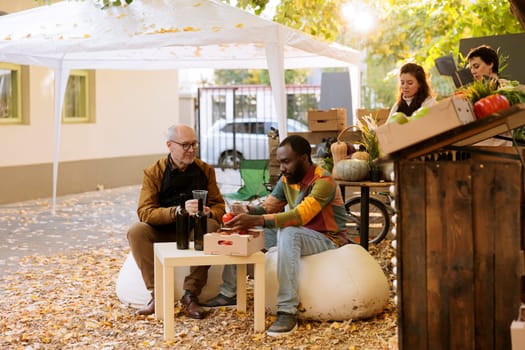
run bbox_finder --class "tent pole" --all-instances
[265,42,287,138]
[52,64,70,214]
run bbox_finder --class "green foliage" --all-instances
[321,156,334,173]
[94,0,133,9]
[234,0,270,15]
[273,0,345,42]
[214,69,309,85]
[460,77,499,104]
[357,0,523,108]
[357,114,381,165]
[497,82,525,105]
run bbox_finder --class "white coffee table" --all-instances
[154,242,266,340]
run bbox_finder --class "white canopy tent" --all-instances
[0,0,361,209]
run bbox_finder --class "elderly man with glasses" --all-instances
[127,124,226,319]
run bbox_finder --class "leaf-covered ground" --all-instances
[0,183,398,349]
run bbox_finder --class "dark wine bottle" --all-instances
[175,205,189,249]
[193,198,207,251]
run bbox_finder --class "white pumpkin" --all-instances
[335,159,369,181]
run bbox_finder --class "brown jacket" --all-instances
[136,156,226,226]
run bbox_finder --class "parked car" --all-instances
[199,118,308,168]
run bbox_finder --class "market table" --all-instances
[336,180,393,251]
[153,243,266,340]
[381,103,525,350]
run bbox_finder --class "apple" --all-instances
[222,212,235,224]
[410,106,429,120]
[389,112,408,124]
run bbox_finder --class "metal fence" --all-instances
[197,84,320,168]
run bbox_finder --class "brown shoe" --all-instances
[180,291,206,319]
[137,298,155,316]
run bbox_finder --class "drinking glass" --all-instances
[192,190,208,204]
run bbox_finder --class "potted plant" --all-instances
[356,114,382,181]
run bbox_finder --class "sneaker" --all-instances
[203,293,237,307]
[267,312,297,337]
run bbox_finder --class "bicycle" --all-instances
[344,191,394,245]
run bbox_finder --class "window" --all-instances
[0,63,26,124]
[62,70,96,123]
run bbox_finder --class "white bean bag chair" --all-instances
[265,244,390,320]
[116,252,224,308]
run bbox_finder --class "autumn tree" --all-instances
[342,0,523,107]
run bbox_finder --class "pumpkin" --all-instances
[331,126,360,180]
[335,159,369,181]
[351,151,370,161]
[330,140,348,180]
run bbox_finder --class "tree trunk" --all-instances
[510,0,525,30]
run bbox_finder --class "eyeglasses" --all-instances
[170,140,199,151]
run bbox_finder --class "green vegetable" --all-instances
[322,157,334,173]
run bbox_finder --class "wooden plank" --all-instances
[441,162,476,350]
[397,161,428,349]
[490,161,521,350]
[471,161,497,350]
[425,162,450,349]
[397,158,522,350]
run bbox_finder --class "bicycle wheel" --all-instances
[344,196,390,245]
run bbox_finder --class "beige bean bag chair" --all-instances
[116,252,223,308]
[265,244,390,320]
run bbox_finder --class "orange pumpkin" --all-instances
[330,140,348,179]
[351,151,370,161]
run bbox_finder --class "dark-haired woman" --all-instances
[386,62,437,122]
[467,44,512,146]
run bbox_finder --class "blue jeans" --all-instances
[219,226,337,315]
[219,227,277,298]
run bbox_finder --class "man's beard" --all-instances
[286,166,306,184]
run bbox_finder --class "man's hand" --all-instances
[224,213,263,231]
[184,199,210,216]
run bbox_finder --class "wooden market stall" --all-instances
[381,103,525,349]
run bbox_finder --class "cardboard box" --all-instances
[308,108,347,131]
[204,228,264,256]
[512,304,525,349]
[376,97,475,155]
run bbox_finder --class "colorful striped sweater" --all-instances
[251,164,349,246]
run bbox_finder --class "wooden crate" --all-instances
[396,159,522,350]
[268,135,280,186]
[307,109,347,131]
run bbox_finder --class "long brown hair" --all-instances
[395,63,432,115]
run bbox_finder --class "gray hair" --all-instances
[165,124,194,141]
[165,125,178,141]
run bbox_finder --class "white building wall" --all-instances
[0,67,179,167]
